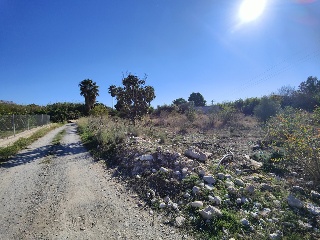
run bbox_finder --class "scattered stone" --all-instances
[199,169,206,176]
[205,184,214,191]
[311,190,320,200]
[192,186,201,194]
[235,169,242,175]
[199,205,222,220]
[287,194,303,209]
[246,184,255,194]
[198,182,205,188]
[241,197,249,204]
[261,183,273,191]
[240,218,250,226]
[184,148,207,162]
[298,220,313,230]
[174,170,181,176]
[269,231,282,240]
[292,186,305,193]
[250,212,258,219]
[235,178,245,187]
[172,202,179,210]
[236,198,242,204]
[260,208,271,216]
[175,216,186,227]
[225,174,232,179]
[159,202,166,208]
[139,154,154,161]
[306,203,320,215]
[208,195,221,205]
[227,186,237,194]
[164,196,171,203]
[273,200,281,208]
[203,175,216,185]
[190,201,203,208]
[184,192,191,198]
[159,167,169,173]
[217,173,225,180]
[225,180,234,187]
[182,168,188,175]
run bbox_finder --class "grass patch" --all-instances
[51,129,66,145]
[0,123,61,162]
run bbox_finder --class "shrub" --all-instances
[266,107,320,181]
[254,96,281,122]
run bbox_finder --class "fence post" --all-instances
[12,114,16,137]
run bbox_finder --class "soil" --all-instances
[0,123,190,239]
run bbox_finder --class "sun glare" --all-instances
[239,0,267,23]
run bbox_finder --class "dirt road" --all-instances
[0,123,188,240]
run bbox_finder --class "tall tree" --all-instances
[109,74,155,122]
[79,79,99,114]
[188,92,206,107]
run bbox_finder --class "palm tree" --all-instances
[79,79,99,114]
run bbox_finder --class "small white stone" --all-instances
[160,167,169,173]
[190,201,203,208]
[159,202,166,208]
[240,218,250,226]
[193,186,201,194]
[203,175,216,185]
[217,173,225,180]
[164,196,170,203]
[236,198,242,204]
[175,216,186,227]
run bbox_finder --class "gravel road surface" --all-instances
[0,123,190,240]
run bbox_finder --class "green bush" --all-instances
[254,96,281,122]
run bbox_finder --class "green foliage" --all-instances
[172,97,187,106]
[46,102,85,122]
[266,107,320,181]
[188,92,206,107]
[109,74,156,122]
[79,79,99,114]
[254,96,281,122]
[89,104,109,116]
[217,104,237,125]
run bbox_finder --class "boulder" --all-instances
[139,154,153,161]
[208,195,221,205]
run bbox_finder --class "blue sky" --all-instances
[0,0,319,107]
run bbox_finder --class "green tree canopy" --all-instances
[173,98,187,105]
[188,92,206,107]
[79,79,99,114]
[109,74,155,122]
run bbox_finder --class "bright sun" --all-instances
[239,0,267,23]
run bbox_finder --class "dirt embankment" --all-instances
[0,123,190,240]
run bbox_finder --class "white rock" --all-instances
[208,195,222,205]
[203,175,216,185]
[250,212,259,219]
[184,192,191,198]
[199,205,222,219]
[152,168,157,173]
[236,198,242,204]
[240,218,250,226]
[306,203,320,215]
[241,197,249,204]
[175,216,186,227]
[225,174,232,179]
[174,170,181,176]
[205,184,214,191]
[190,201,203,208]
[184,148,207,162]
[235,178,245,187]
[225,180,234,187]
[164,196,171,203]
[139,154,153,161]
[172,203,179,210]
[193,186,201,194]
[311,190,320,199]
[287,194,303,209]
[160,167,169,173]
[269,231,282,240]
[227,186,237,194]
[182,168,188,175]
[246,184,255,194]
[217,173,225,180]
[159,202,166,208]
[199,169,206,176]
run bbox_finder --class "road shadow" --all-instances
[1,141,88,169]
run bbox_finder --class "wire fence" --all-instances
[0,114,50,139]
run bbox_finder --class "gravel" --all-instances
[0,123,190,239]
